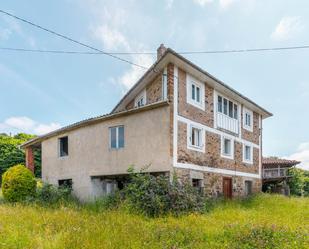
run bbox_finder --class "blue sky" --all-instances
[0,0,309,169]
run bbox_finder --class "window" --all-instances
[109,126,124,149]
[134,89,146,108]
[59,136,68,157]
[221,136,234,159]
[58,179,73,189]
[187,124,205,152]
[217,95,238,120]
[245,180,252,196]
[243,108,253,131]
[243,144,253,164]
[192,178,203,193]
[186,74,205,110]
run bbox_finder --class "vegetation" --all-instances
[0,194,307,248]
[288,167,309,196]
[123,168,204,217]
[1,164,37,202]
[0,133,41,180]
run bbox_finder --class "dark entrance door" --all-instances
[223,177,232,198]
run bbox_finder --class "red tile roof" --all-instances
[262,157,300,167]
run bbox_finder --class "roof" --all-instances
[112,47,273,118]
[262,157,300,167]
[21,101,169,149]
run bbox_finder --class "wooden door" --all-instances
[223,177,232,199]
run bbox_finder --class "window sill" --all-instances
[221,154,234,160]
[188,144,205,153]
[187,100,205,111]
[243,160,253,165]
[58,155,69,159]
[243,125,253,132]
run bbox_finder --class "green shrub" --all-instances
[36,183,73,204]
[124,167,205,217]
[1,164,36,202]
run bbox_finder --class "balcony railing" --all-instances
[216,112,239,134]
[263,168,289,179]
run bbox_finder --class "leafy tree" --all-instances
[0,133,41,181]
[288,167,309,196]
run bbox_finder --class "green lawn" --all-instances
[0,194,308,249]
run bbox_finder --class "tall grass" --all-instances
[0,194,308,248]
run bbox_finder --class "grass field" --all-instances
[0,194,308,249]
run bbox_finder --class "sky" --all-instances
[0,0,309,169]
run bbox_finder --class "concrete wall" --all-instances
[41,105,171,200]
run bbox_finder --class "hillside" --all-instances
[0,194,308,249]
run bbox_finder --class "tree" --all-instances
[288,167,309,196]
[0,133,41,182]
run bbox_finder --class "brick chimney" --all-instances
[157,43,167,60]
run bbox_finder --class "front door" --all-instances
[223,177,232,198]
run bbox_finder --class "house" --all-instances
[21,44,272,200]
[262,157,300,195]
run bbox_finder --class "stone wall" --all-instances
[125,74,163,110]
[241,107,260,145]
[177,68,214,127]
[177,121,259,174]
[174,168,261,197]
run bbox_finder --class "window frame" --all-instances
[134,89,146,108]
[217,94,239,120]
[187,123,205,152]
[186,74,205,110]
[109,125,125,150]
[243,143,253,164]
[58,136,69,158]
[221,135,234,160]
[243,107,253,132]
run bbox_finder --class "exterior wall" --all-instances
[175,168,261,198]
[41,106,171,200]
[146,74,162,105]
[167,64,262,197]
[177,122,259,174]
[125,74,163,110]
[178,68,214,127]
[241,107,260,145]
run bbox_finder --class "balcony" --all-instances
[216,112,239,134]
[263,167,289,179]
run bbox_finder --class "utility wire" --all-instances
[0,9,148,69]
[0,47,155,55]
[1,44,309,56]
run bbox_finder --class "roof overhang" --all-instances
[113,48,273,118]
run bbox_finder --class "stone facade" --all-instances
[177,122,259,174]
[175,168,262,198]
[125,74,163,111]
[241,108,260,145]
[178,68,214,127]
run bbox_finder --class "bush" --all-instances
[1,164,36,202]
[123,167,205,217]
[36,183,73,204]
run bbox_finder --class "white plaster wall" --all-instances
[41,106,171,200]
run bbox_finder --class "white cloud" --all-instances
[193,0,245,9]
[119,54,153,91]
[271,16,304,41]
[193,0,214,6]
[166,0,174,9]
[286,142,309,170]
[0,116,61,136]
[219,0,236,9]
[91,5,154,92]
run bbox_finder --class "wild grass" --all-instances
[0,194,308,249]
